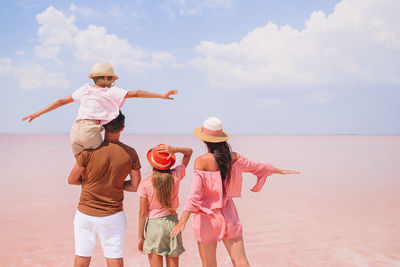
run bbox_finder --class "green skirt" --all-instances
[143,213,185,257]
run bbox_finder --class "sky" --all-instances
[1,0,399,134]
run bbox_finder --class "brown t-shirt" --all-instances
[76,140,141,217]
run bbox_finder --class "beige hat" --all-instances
[194,117,230,143]
[88,62,119,80]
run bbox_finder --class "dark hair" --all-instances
[152,168,175,212]
[103,111,125,133]
[204,141,232,196]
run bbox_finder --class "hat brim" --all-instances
[146,148,176,170]
[193,127,230,143]
[88,73,119,80]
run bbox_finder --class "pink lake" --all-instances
[0,134,399,266]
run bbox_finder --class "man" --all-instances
[68,111,141,267]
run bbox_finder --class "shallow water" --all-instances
[0,134,399,266]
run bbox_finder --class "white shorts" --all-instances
[74,210,126,258]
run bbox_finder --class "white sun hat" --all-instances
[194,117,230,143]
[88,62,119,80]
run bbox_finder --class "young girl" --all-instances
[22,62,177,156]
[137,144,192,267]
[170,117,299,267]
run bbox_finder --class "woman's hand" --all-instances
[137,237,144,253]
[162,89,178,100]
[170,221,185,237]
[274,168,300,175]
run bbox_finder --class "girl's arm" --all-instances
[274,168,300,175]
[170,210,191,237]
[157,145,193,167]
[125,89,177,100]
[22,95,74,122]
[138,197,148,253]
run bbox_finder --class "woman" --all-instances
[170,117,299,267]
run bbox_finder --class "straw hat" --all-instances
[194,117,230,143]
[147,144,176,170]
[88,62,119,80]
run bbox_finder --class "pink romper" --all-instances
[184,155,274,243]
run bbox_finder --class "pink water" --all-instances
[0,134,399,266]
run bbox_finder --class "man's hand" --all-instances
[161,90,178,100]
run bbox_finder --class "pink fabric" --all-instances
[137,164,186,219]
[201,127,223,137]
[184,155,274,242]
[192,199,243,243]
[72,84,128,125]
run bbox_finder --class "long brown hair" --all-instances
[152,168,175,212]
[204,141,233,196]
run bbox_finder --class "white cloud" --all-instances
[16,50,25,56]
[14,63,70,90]
[191,0,400,88]
[163,0,232,17]
[0,58,70,90]
[34,6,180,74]
[0,58,12,74]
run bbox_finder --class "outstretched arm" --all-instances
[125,89,177,100]
[274,168,300,175]
[170,210,191,237]
[157,145,193,167]
[22,95,73,122]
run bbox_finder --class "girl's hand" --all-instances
[22,113,39,123]
[162,90,178,100]
[170,221,185,237]
[137,237,144,253]
[157,145,176,159]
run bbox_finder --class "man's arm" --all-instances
[123,169,141,192]
[68,162,85,185]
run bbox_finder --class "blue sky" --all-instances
[2,0,399,134]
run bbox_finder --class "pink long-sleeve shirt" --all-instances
[184,155,274,215]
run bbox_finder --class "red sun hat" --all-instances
[147,144,176,170]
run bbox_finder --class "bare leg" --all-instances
[222,236,250,267]
[74,256,91,267]
[197,242,218,267]
[166,256,179,267]
[105,258,123,267]
[148,253,163,267]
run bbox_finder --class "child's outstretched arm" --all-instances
[157,145,193,167]
[125,89,177,100]
[22,95,73,122]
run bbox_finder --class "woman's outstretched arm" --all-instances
[274,168,300,175]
